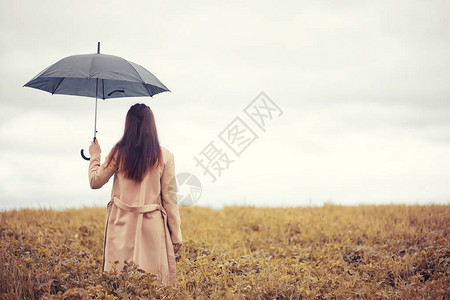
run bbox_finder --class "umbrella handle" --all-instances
[80,137,96,161]
[80,149,90,161]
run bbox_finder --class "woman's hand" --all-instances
[89,139,101,156]
[173,242,182,254]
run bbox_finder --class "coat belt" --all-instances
[102,196,167,273]
[111,197,164,214]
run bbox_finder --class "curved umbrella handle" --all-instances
[80,149,90,160]
[81,137,96,161]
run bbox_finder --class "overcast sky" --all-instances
[1,0,449,210]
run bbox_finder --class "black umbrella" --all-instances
[24,42,170,160]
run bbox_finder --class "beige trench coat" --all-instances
[89,146,182,286]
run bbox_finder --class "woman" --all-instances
[88,103,182,287]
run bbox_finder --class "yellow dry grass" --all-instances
[0,204,448,299]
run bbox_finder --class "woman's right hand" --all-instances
[89,139,101,156]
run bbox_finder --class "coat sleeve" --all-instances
[161,152,182,244]
[88,150,118,189]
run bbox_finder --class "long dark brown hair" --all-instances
[108,103,162,181]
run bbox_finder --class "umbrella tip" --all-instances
[97,42,100,54]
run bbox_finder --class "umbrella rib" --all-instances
[123,60,154,97]
[102,79,105,100]
[52,77,66,94]
[89,54,97,98]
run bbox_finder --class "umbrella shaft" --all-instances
[93,97,98,141]
[93,77,98,141]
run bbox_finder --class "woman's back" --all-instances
[109,146,174,206]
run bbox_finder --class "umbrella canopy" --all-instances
[24,43,170,160]
[24,53,169,99]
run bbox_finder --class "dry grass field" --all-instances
[0,204,448,299]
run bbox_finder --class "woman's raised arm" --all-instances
[88,140,118,189]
